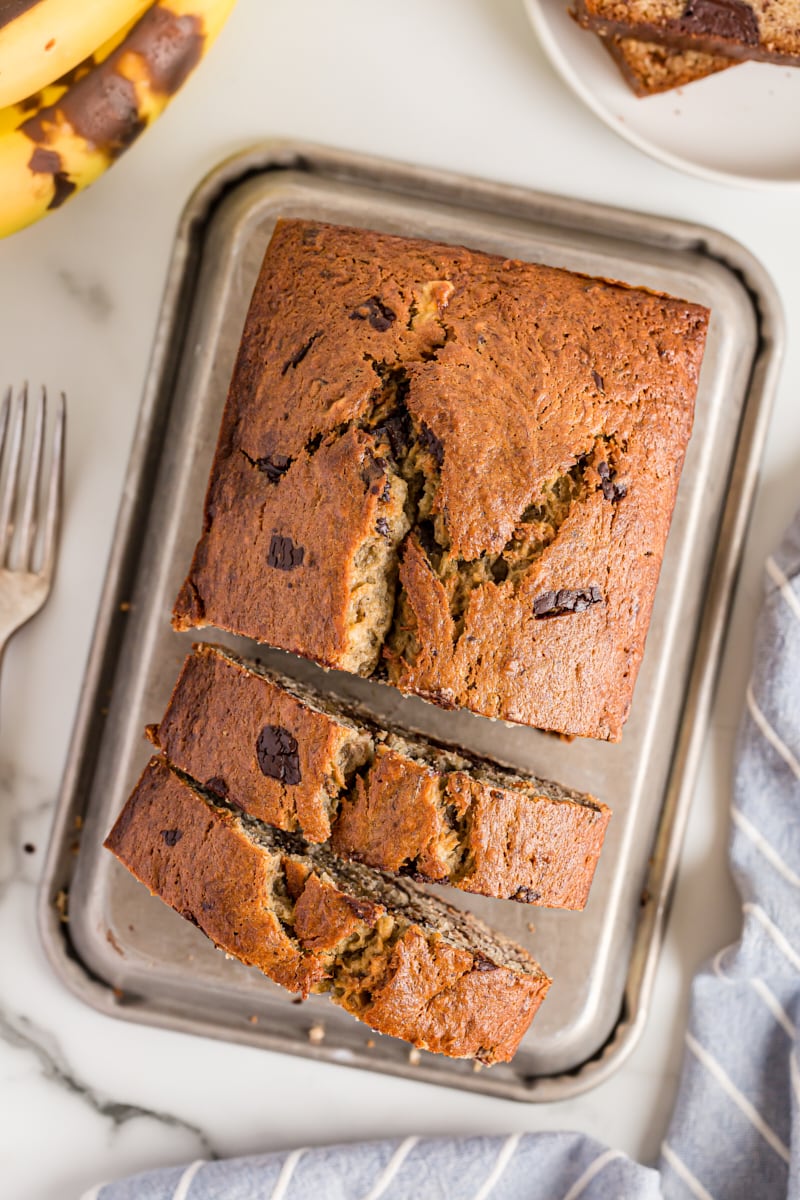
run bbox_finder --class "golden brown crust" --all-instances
[357,927,547,1064]
[150,645,611,908]
[574,0,800,65]
[603,34,735,94]
[331,746,447,881]
[103,757,323,995]
[173,427,409,675]
[173,220,708,739]
[104,758,550,1061]
[447,775,610,909]
[151,642,371,843]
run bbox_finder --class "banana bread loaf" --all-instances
[148,643,611,908]
[604,34,734,93]
[105,757,551,1063]
[173,219,709,740]
[575,1,800,65]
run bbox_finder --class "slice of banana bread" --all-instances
[105,757,551,1063]
[575,1,800,66]
[604,34,735,94]
[148,643,611,908]
[173,219,709,740]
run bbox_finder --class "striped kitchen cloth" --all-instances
[83,515,800,1200]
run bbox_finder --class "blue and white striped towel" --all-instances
[84,514,800,1200]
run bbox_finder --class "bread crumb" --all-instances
[106,928,124,956]
[365,1038,375,1049]
[249,1014,259,1025]
[473,1060,483,1073]
[527,922,536,934]
[308,1023,325,1045]
[408,1047,421,1066]
[55,890,69,923]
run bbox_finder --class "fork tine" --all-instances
[16,385,46,570]
[39,390,65,577]
[0,386,10,456]
[0,382,26,566]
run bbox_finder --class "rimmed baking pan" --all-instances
[39,140,782,1101]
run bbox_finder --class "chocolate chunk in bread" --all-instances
[575,1,800,66]
[148,643,611,909]
[105,758,551,1063]
[173,220,709,740]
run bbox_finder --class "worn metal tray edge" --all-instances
[38,140,783,1103]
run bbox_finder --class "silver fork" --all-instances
[0,384,65,662]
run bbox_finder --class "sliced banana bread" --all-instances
[105,757,551,1063]
[575,1,800,66]
[604,34,734,94]
[148,643,611,908]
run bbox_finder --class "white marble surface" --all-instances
[1,2,799,1197]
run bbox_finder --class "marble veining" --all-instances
[56,269,114,324]
[0,1006,218,1157]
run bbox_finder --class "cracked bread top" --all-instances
[575,1,800,64]
[173,219,709,740]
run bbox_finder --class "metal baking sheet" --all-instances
[39,141,781,1101]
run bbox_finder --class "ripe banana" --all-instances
[0,0,236,240]
[0,0,153,110]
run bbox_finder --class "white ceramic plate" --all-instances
[525,0,800,188]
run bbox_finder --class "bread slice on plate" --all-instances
[603,34,735,95]
[575,1,800,67]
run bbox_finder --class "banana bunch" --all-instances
[0,0,236,239]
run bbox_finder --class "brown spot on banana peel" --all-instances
[0,0,39,31]
[124,7,204,96]
[19,5,205,162]
[27,148,77,210]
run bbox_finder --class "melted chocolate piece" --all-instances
[205,776,229,799]
[592,370,605,393]
[350,296,397,332]
[161,829,183,846]
[533,586,603,618]
[473,953,500,972]
[374,410,412,461]
[268,534,304,570]
[361,452,388,495]
[597,461,627,503]
[281,331,321,375]
[256,724,301,785]
[345,897,380,923]
[376,517,390,537]
[677,0,759,43]
[256,453,291,482]
[418,422,444,466]
[513,887,542,903]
